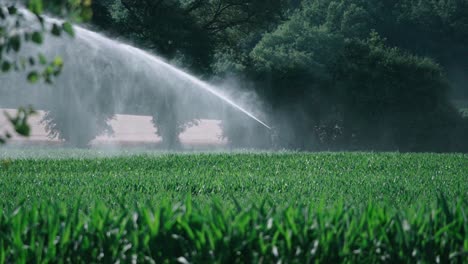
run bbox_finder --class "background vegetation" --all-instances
[86,0,468,152]
[1,0,467,150]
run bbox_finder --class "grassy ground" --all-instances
[0,150,467,262]
[1,151,467,212]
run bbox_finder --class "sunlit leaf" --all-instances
[62,22,74,37]
[53,56,63,67]
[28,0,43,14]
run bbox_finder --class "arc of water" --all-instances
[142,53,273,130]
[23,8,272,130]
[74,26,271,130]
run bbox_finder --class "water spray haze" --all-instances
[0,9,270,148]
[147,59,272,130]
[104,34,272,130]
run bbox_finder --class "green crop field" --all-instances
[0,150,467,263]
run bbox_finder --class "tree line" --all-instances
[88,0,467,151]
[2,0,467,151]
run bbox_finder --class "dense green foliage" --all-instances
[91,0,289,73]
[248,1,467,151]
[78,0,468,151]
[0,152,467,262]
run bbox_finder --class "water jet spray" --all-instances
[2,9,271,132]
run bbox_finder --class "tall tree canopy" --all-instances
[4,0,466,151]
[86,0,467,151]
[247,0,467,151]
[91,0,289,73]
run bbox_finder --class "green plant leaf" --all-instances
[51,24,61,36]
[28,0,43,14]
[1,61,11,72]
[8,6,17,15]
[38,54,47,65]
[31,32,43,44]
[62,22,74,37]
[53,56,63,67]
[9,35,21,52]
[27,71,39,83]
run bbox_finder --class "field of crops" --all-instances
[0,150,467,262]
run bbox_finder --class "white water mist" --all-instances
[0,9,270,147]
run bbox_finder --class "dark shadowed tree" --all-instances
[248,2,467,152]
[149,90,199,150]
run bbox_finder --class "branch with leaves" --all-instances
[0,106,36,144]
[0,0,92,144]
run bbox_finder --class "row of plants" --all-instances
[1,153,467,213]
[1,197,466,263]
